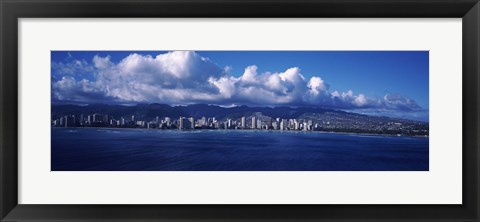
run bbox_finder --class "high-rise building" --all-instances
[272,122,278,130]
[280,119,288,130]
[289,119,294,128]
[179,117,184,130]
[110,119,118,127]
[306,120,313,131]
[257,119,262,129]
[241,116,246,128]
[165,117,171,125]
[93,114,103,123]
[179,117,193,130]
[65,115,75,127]
[188,117,195,129]
[251,116,256,129]
[136,121,145,127]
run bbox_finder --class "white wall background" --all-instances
[18,18,462,204]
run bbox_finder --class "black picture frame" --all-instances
[1,0,479,221]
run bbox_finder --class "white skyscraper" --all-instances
[188,117,195,129]
[165,117,171,126]
[280,119,288,130]
[179,117,184,130]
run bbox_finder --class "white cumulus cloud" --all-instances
[52,51,423,112]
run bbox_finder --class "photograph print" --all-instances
[51,51,429,171]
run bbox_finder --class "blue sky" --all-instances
[51,51,429,121]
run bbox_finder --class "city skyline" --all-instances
[51,103,429,136]
[52,111,428,136]
[51,51,429,121]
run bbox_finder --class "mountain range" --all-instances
[51,103,425,123]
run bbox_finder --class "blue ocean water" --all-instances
[51,128,429,171]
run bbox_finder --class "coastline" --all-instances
[52,126,429,138]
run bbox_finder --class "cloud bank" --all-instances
[52,51,424,113]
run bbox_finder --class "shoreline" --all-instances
[53,126,429,138]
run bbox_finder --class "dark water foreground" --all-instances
[51,128,429,171]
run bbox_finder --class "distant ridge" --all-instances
[51,103,421,123]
